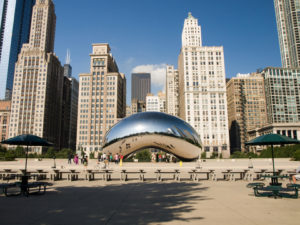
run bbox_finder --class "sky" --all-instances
[53,0,282,104]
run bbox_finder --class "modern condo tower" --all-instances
[9,0,63,152]
[76,43,126,153]
[178,13,230,158]
[274,0,300,68]
[0,0,35,99]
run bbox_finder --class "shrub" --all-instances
[201,152,206,159]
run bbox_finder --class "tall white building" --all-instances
[76,44,126,154]
[178,12,230,158]
[166,65,179,116]
[9,0,63,153]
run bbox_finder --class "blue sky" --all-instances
[53,0,281,103]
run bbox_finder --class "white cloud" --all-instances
[132,64,167,92]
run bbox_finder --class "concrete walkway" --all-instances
[0,159,300,225]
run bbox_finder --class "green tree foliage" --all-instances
[135,149,151,162]
[55,148,74,158]
[201,152,206,159]
[293,149,300,161]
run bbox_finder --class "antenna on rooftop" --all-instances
[65,49,71,64]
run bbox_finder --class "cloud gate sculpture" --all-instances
[103,112,202,161]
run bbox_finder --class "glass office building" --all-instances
[0,0,35,99]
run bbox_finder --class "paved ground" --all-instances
[0,159,300,225]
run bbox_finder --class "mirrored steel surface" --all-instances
[103,112,202,161]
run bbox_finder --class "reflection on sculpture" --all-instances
[103,112,202,161]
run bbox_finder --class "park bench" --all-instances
[253,184,298,198]
[0,181,52,196]
[93,170,113,181]
[155,169,180,181]
[188,169,215,181]
[66,170,80,181]
[120,169,145,181]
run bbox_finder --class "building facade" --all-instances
[131,73,151,102]
[0,100,10,141]
[76,43,126,154]
[131,99,146,114]
[0,0,35,99]
[262,67,300,124]
[166,65,179,116]
[226,73,268,153]
[8,0,63,152]
[178,12,230,158]
[274,0,300,68]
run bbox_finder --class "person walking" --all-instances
[68,153,72,164]
[83,156,88,171]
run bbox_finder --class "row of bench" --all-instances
[1,169,296,182]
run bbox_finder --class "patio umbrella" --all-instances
[245,133,300,176]
[1,134,53,175]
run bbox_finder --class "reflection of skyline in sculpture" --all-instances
[103,112,202,161]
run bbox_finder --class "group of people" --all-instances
[98,152,124,164]
[67,154,88,167]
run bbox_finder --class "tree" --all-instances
[135,149,151,162]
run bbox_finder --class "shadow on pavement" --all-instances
[0,182,210,225]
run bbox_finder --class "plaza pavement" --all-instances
[0,158,300,225]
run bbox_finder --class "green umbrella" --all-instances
[1,134,53,175]
[245,133,300,175]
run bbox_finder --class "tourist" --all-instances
[292,165,300,183]
[68,153,72,164]
[74,154,79,165]
[83,156,88,170]
[114,153,119,164]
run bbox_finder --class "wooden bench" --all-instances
[155,169,180,181]
[120,169,145,181]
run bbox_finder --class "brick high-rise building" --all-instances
[226,73,268,153]
[76,43,126,154]
[178,12,230,158]
[9,0,63,153]
[0,100,11,141]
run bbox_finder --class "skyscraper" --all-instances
[9,0,63,152]
[131,73,151,102]
[0,0,35,99]
[76,43,126,154]
[178,12,230,158]
[60,53,78,151]
[226,73,268,153]
[274,0,300,68]
[166,65,179,116]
